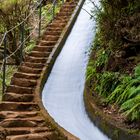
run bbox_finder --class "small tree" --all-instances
[0,0,33,64]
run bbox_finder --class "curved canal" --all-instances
[42,0,110,139]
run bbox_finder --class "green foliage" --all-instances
[92,0,140,52]
[98,72,119,97]
[0,0,33,64]
[105,65,140,121]
[87,60,140,121]
[41,1,61,24]
[25,40,36,53]
[115,80,140,104]
[0,0,33,30]
[86,61,96,82]
[107,75,131,102]
[134,65,140,77]
[87,47,110,74]
[95,48,109,68]
[0,65,17,100]
[88,0,140,122]
[120,95,140,121]
[121,0,140,15]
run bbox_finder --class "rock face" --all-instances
[0,0,80,139]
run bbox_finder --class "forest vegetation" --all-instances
[0,0,62,99]
[87,0,140,129]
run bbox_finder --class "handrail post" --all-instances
[38,0,42,38]
[20,22,24,63]
[2,34,7,95]
[52,0,56,19]
[62,0,64,5]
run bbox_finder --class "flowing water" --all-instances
[42,0,110,139]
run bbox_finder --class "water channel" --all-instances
[42,0,110,139]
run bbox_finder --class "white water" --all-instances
[42,0,110,140]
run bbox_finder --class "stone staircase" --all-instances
[0,0,82,139]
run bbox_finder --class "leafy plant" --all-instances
[0,65,17,100]
[120,95,140,121]
[134,65,140,77]
[88,0,140,123]
[98,72,119,97]
[106,65,140,121]
[87,58,140,122]
[86,61,96,81]
[0,0,33,64]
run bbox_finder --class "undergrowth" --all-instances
[86,0,140,124]
[0,1,62,101]
[0,66,17,100]
[87,57,140,122]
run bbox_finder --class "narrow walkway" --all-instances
[0,1,80,139]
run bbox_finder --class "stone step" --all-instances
[49,22,66,28]
[53,18,68,23]
[53,19,67,24]
[23,62,45,69]
[42,35,59,42]
[55,16,69,21]
[24,56,47,63]
[11,78,37,88]
[60,8,74,13]
[57,12,72,17]
[45,30,61,36]
[6,127,52,136]
[0,117,45,128]
[39,40,57,46]
[47,27,62,32]
[29,51,50,58]
[33,46,54,52]
[6,132,57,140]
[47,25,63,31]
[0,102,39,111]
[18,66,42,74]
[6,85,34,94]
[13,72,40,80]
[61,5,76,10]
[64,2,77,6]
[0,111,38,119]
[3,92,34,102]
[6,128,31,136]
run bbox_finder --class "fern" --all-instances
[128,86,140,99]
[87,58,140,121]
[86,66,96,82]
[116,86,134,105]
[107,75,131,103]
[120,95,140,121]
[114,78,140,105]
[121,75,132,84]
[134,64,140,77]
[107,85,126,103]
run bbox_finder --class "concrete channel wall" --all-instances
[84,86,140,140]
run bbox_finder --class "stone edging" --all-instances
[84,86,140,140]
[35,0,85,139]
